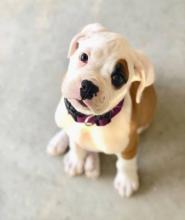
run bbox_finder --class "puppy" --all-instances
[47,23,157,197]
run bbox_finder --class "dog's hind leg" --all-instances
[47,130,69,156]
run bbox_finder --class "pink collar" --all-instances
[64,98,124,126]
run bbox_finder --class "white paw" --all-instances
[114,171,139,197]
[47,131,68,156]
[84,153,100,178]
[64,152,84,176]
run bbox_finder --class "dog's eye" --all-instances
[80,53,88,63]
[111,74,126,88]
[111,62,128,88]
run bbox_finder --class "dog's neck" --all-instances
[64,98,124,126]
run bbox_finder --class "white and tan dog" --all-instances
[47,23,157,197]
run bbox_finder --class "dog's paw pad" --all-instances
[114,172,139,197]
[84,153,100,179]
[64,153,84,176]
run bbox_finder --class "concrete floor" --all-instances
[0,0,185,219]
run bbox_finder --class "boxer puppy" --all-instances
[47,23,156,197]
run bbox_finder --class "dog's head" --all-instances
[62,23,154,115]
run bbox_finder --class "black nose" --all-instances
[80,80,99,100]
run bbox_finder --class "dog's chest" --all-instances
[55,97,131,154]
[62,120,130,154]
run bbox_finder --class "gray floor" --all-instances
[0,0,185,219]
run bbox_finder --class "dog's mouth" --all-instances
[77,99,88,108]
[64,98,90,117]
[65,98,92,115]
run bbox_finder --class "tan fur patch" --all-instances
[122,82,157,159]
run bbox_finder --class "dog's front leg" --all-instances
[64,140,87,176]
[64,140,100,178]
[114,134,139,197]
[114,155,139,197]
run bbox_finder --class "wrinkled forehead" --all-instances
[79,32,130,60]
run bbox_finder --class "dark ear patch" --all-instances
[111,59,129,89]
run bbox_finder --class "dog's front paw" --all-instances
[64,152,84,176]
[114,171,139,197]
[47,131,68,156]
[84,153,100,178]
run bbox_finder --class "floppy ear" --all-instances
[67,23,107,58]
[132,50,155,103]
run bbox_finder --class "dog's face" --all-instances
[62,24,154,115]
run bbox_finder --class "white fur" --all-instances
[114,156,139,197]
[55,93,132,155]
[68,23,107,57]
[47,23,155,197]
[84,153,100,178]
[47,130,68,156]
[63,141,100,177]
[132,50,155,103]
[64,140,87,176]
